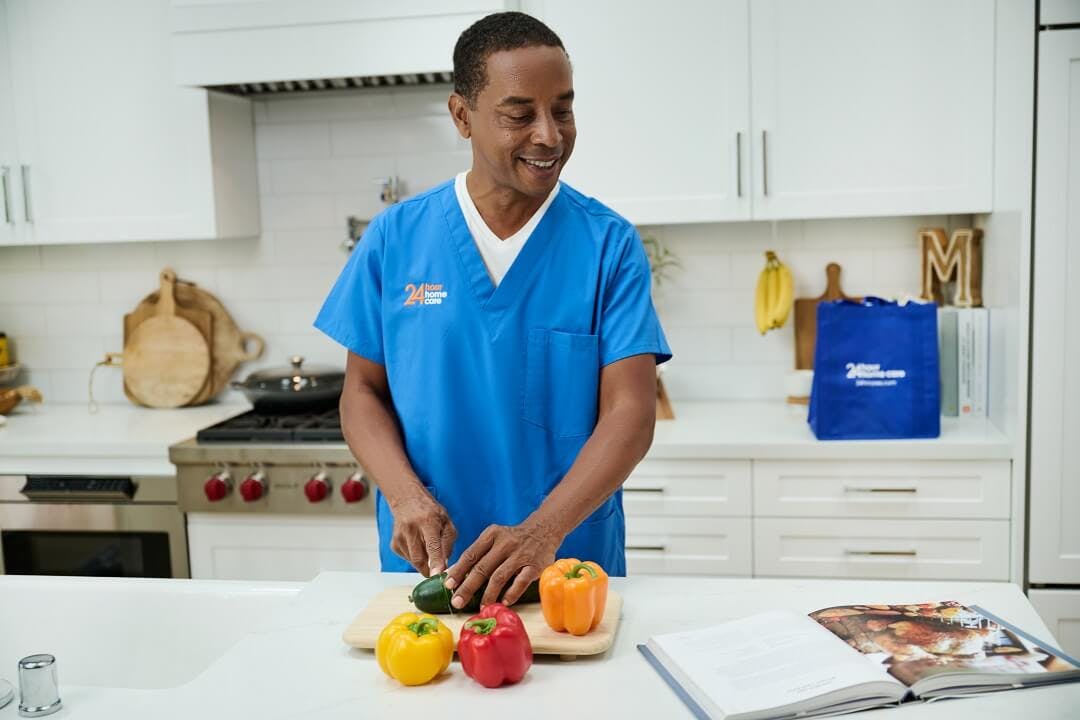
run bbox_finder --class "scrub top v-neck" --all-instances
[315,179,671,575]
[454,170,560,286]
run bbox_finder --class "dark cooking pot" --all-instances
[231,356,344,413]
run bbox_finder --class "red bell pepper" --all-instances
[457,604,533,688]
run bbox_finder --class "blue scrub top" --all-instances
[315,179,671,576]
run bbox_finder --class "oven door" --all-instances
[0,502,189,579]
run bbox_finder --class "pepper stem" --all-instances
[407,617,441,637]
[565,562,599,580]
[464,618,498,635]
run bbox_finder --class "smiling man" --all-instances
[315,11,671,610]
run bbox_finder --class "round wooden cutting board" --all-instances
[123,269,211,408]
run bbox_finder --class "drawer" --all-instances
[753,460,1010,519]
[624,459,751,517]
[753,518,1010,581]
[626,516,752,576]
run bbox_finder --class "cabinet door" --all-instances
[535,0,750,224]
[1028,589,1080,659]
[6,0,220,243]
[0,0,20,245]
[749,0,994,220]
[1030,29,1080,586]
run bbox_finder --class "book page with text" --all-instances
[649,611,904,718]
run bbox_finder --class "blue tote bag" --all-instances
[809,298,940,440]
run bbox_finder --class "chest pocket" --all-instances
[523,329,600,437]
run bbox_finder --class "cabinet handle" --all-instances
[735,131,743,198]
[844,549,917,558]
[1,167,11,224]
[624,487,665,494]
[626,545,667,552]
[761,130,769,196]
[842,486,918,494]
[20,165,32,223]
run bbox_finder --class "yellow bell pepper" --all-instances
[376,612,454,686]
[539,559,608,636]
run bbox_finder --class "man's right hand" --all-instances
[387,491,457,576]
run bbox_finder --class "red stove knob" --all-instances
[204,471,231,501]
[341,473,368,503]
[239,471,267,502]
[304,471,331,503]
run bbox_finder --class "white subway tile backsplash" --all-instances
[43,305,111,337]
[0,271,99,304]
[264,91,393,124]
[40,241,156,270]
[255,122,331,160]
[2,86,967,405]
[279,297,326,334]
[663,326,731,363]
[259,194,337,230]
[16,336,104,370]
[0,245,41,270]
[271,155,396,195]
[0,304,47,338]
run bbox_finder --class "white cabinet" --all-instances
[534,0,994,224]
[1,0,258,246]
[754,518,1011,581]
[749,0,993,219]
[0,0,21,245]
[623,459,752,576]
[537,0,750,224]
[187,513,380,581]
[1029,28,1080,586]
[1028,590,1080,659]
[753,460,1011,520]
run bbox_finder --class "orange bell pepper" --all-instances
[539,559,608,636]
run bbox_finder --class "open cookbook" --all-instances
[638,601,1080,720]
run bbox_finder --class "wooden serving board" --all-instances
[342,586,622,658]
[122,270,211,408]
[793,263,859,370]
[125,274,264,405]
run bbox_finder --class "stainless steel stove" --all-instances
[170,409,372,516]
[170,409,380,581]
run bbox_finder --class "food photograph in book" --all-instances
[809,601,1076,686]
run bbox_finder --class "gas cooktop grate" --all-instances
[196,409,344,443]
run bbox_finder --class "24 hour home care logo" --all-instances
[403,282,448,306]
[845,362,907,387]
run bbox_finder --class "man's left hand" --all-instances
[444,520,562,609]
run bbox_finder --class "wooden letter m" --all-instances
[919,228,983,307]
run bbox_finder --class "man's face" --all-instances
[452,45,576,198]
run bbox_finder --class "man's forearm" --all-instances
[340,384,429,509]
[523,400,655,539]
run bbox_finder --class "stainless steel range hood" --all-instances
[170,1,508,93]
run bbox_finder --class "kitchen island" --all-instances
[0,573,1076,719]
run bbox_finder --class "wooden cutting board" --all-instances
[794,263,859,370]
[343,586,623,658]
[125,275,264,405]
[122,269,211,408]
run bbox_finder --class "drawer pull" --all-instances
[626,545,667,552]
[843,486,918,494]
[844,549,917,557]
[624,487,665,494]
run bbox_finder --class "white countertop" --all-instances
[0,400,1013,478]
[650,401,1012,460]
[0,573,1075,719]
[0,402,249,476]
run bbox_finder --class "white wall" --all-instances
[0,86,970,405]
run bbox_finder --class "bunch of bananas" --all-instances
[754,250,794,335]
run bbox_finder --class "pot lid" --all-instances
[241,356,344,394]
